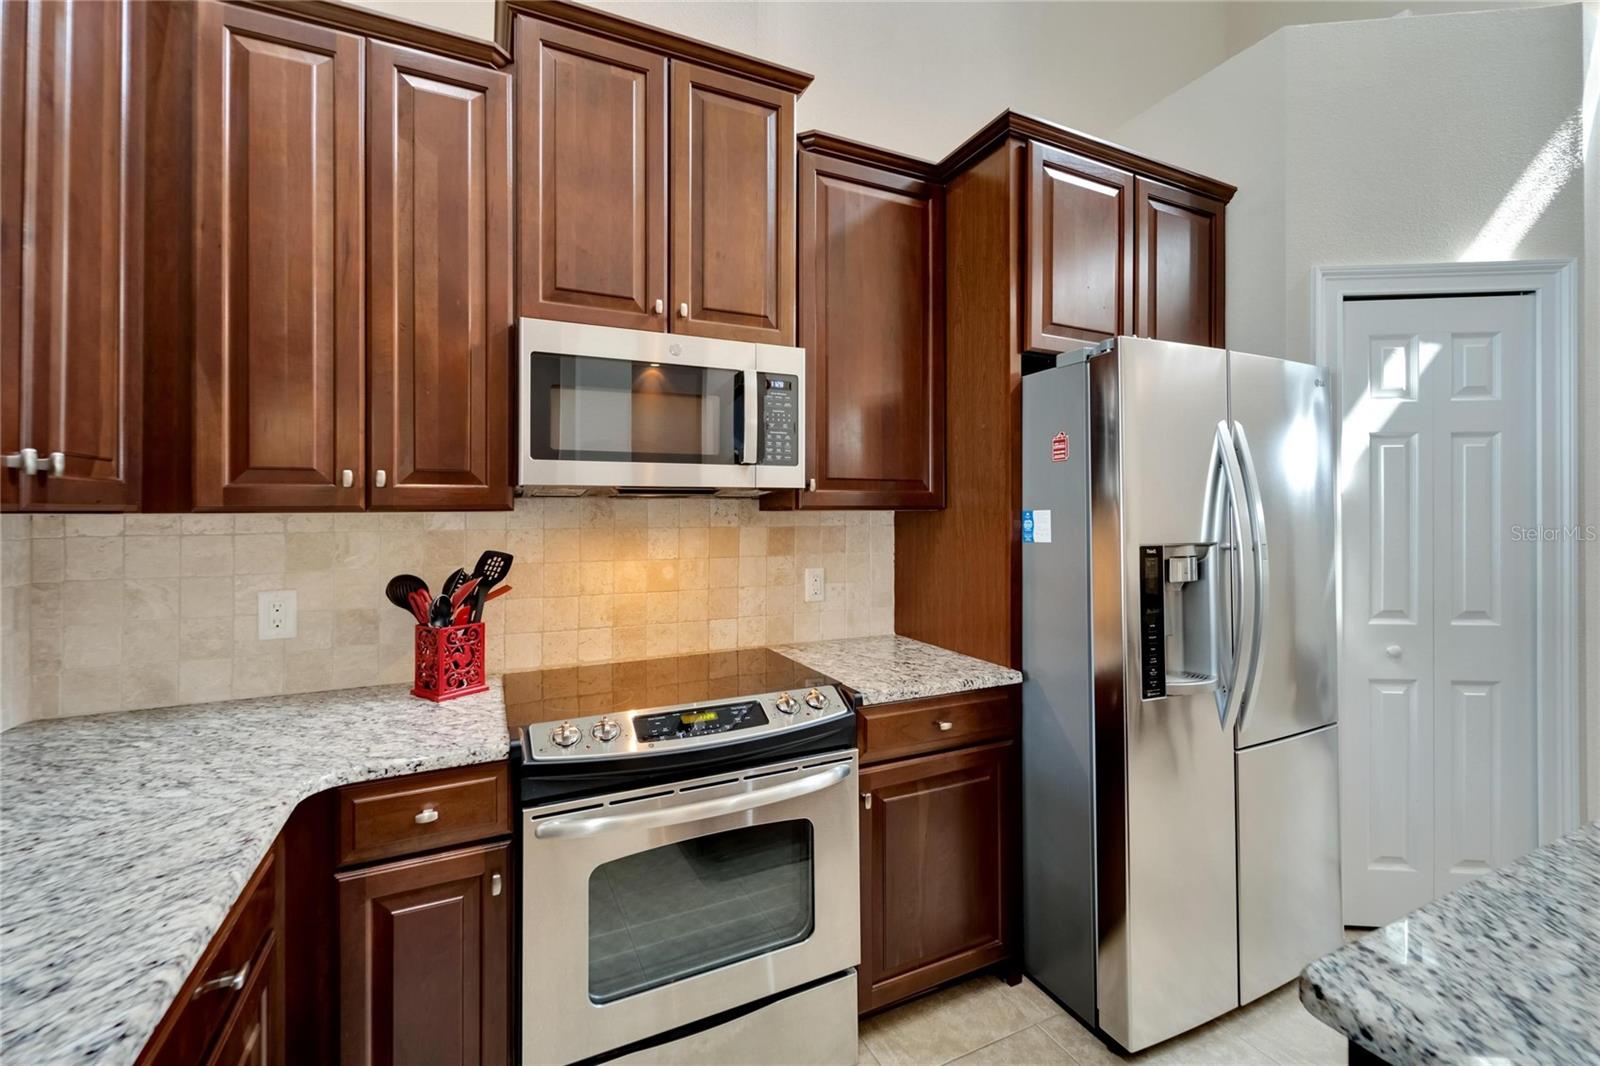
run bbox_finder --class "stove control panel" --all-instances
[522,683,850,762]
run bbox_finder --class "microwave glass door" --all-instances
[588,820,815,1004]
[528,353,745,466]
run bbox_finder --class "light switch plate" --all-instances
[803,568,824,603]
[258,589,298,640]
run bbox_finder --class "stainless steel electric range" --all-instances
[504,650,860,1066]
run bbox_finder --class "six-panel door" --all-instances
[858,741,1014,1013]
[338,842,510,1066]
[670,62,795,345]
[1025,143,1133,354]
[1134,177,1225,348]
[194,4,365,510]
[516,17,666,331]
[1,0,142,511]
[367,42,512,511]
[788,149,944,508]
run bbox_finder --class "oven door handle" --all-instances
[532,762,851,840]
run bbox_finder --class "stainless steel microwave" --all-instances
[517,318,806,495]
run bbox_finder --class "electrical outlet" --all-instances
[803,568,825,603]
[258,589,298,641]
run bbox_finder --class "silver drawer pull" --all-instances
[861,793,872,810]
[414,806,440,825]
[936,720,954,732]
[193,961,249,998]
[4,448,38,475]
[491,873,503,897]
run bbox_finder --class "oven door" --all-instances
[520,753,860,1066]
[518,317,760,490]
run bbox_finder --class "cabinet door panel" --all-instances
[4,0,142,510]
[1135,177,1225,348]
[793,151,942,509]
[516,17,665,330]
[338,842,509,1066]
[194,4,364,510]
[859,742,1014,1013]
[670,62,794,345]
[1,0,22,508]
[368,43,510,510]
[1025,142,1133,354]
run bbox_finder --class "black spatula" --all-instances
[470,550,513,592]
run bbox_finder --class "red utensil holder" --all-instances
[412,622,488,702]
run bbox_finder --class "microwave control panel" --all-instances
[758,373,800,466]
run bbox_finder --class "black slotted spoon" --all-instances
[470,550,513,593]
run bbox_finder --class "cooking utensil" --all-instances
[429,594,454,627]
[440,568,469,601]
[466,582,490,623]
[385,574,429,617]
[406,589,433,625]
[483,585,512,606]
[469,550,513,592]
[450,576,481,610]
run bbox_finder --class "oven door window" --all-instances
[587,820,814,1004]
[529,353,743,465]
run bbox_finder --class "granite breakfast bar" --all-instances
[1299,822,1600,1065]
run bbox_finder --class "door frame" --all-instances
[1312,259,1580,844]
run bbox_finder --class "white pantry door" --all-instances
[1338,294,1538,926]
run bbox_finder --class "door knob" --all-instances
[1385,645,1402,658]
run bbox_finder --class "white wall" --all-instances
[1118,2,1593,819]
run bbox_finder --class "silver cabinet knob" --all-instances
[192,961,250,998]
[414,806,440,824]
[807,478,817,492]
[591,716,621,743]
[861,793,872,810]
[936,720,954,732]
[341,468,354,488]
[654,298,664,314]
[1385,645,1402,658]
[775,692,798,714]
[804,688,827,710]
[3,448,39,475]
[678,302,688,318]
[491,872,503,896]
[375,468,387,488]
[550,721,582,748]
[43,452,64,477]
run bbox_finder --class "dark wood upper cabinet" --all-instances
[766,136,943,511]
[515,16,666,331]
[669,61,795,345]
[193,3,365,511]
[1134,176,1225,348]
[858,741,1015,1014]
[367,42,511,511]
[338,842,510,1066]
[1,0,142,512]
[1025,142,1133,353]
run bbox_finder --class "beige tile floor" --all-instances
[858,973,1345,1066]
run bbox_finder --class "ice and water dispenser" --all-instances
[1136,542,1223,707]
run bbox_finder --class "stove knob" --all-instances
[775,692,798,714]
[804,688,828,710]
[591,717,621,743]
[550,721,582,748]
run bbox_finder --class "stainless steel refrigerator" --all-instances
[1020,336,1340,1053]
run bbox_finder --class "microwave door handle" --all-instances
[532,762,850,840]
[740,368,760,465]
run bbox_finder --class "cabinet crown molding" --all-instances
[939,109,1238,203]
[237,0,512,66]
[797,131,939,180]
[500,0,814,94]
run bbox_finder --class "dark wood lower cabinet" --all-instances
[337,841,511,1066]
[208,932,277,1066]
[858,740,1016,1014]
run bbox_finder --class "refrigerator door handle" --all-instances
[1232,421,1270,734]
[1215,421,1257,733]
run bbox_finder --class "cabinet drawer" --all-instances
[857,688,1018,765]
[141,849,277,1066]
[337,763,511,867]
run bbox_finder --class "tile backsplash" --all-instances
[0,500,894,729]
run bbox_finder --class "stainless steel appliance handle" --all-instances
[1232,421,1269,734]
[1215,421,1257,733]
[740,368,760,465]
[532,762,850,839]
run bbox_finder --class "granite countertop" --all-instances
[1300,822,1600,1064]
[775,634,1022,705]
[0,682,510,1066]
